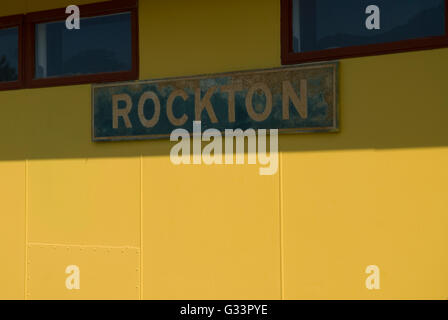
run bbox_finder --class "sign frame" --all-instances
[91,62,339,142]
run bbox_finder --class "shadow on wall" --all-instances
[0,48,447,161]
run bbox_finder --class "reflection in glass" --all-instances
[35,12,132,79]
[0,27,19,82]
[293,0,446,53]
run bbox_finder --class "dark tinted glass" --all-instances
[35,12,132,79]
[0,27,19,82]
[292,0,446,53]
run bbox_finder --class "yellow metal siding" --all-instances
[282,50,448,299]
[139,0,280,79]
[0,0,446,299]
[141,156,281,299]
[0,161,25,299]
[28,157,141,246]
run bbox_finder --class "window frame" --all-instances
[281,0,448,65]
[0,14,24,91]
[0,0,140,91]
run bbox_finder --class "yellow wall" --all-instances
[0,0,447,299]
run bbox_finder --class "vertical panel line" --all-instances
[24,159,28,300]
[279,151,284,300]
[140,155,143,300]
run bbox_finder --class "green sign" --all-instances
[92,63,338,141]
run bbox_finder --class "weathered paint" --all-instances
[93,63,338,141]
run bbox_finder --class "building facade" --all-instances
[0,0,447,299]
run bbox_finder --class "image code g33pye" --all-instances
[0,0,447,314]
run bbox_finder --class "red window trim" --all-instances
[0,14,24,91]
[281,0,448,65]
[0,0,138,91]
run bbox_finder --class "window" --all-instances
[34,13,133,80]
[281,0,448,64]
[0,0,138,91]
[0,28,19,81]
[0,15,23,90]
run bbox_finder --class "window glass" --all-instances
[292,0,446,53]
[35,12,132,79]
[0,27,19,82]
